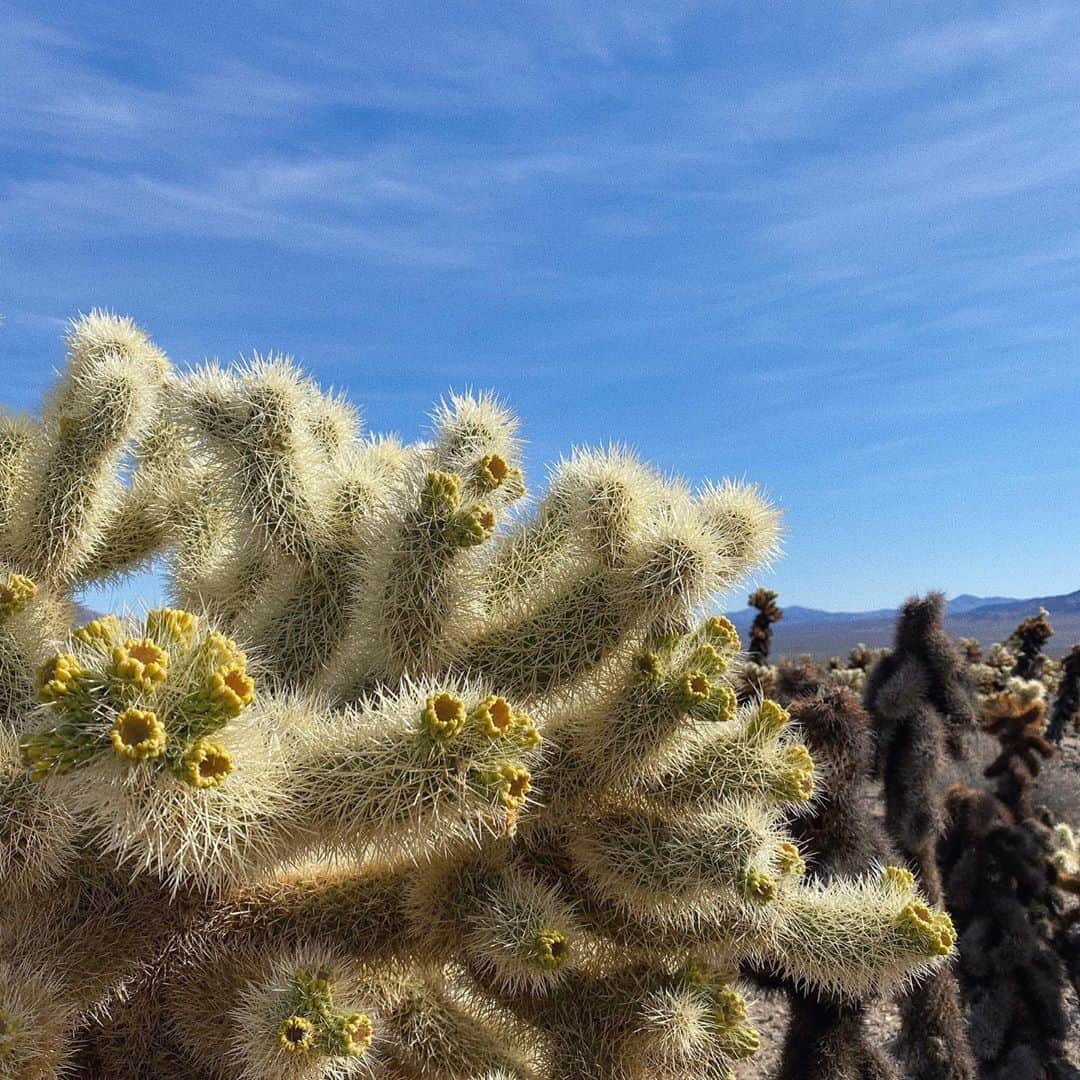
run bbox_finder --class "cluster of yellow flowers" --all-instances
[276,967,374,1059]
[896,899,957,957]
[0,570,36,615]
[21,608,254,789]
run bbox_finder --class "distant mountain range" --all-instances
[726,590,1080,660]
[71,592,1080,662]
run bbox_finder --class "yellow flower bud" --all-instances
[146,606,199,645]
[883,865,915,892]
[714,683,738,722]
[743,870,777,902]
[73,615,123,649]
[202,631,245,668]
[775,841,806,877]
[517,718,543,749]
[421,470,462,516]
[37,653,86,701]
[897,901,955,956]
[714,985,749,1026]
[0,571,36,614]
[208,663,255,718]
[749,699,790,738]
[531,928,570,970]
[719,1024,761,1059]
[704,615,740,652]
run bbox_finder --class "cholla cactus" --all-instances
[1008,607,1053,681]
[968,641,1016,695]
[977,677,1055,816]
[746,587,782,665]
[1047,644,1080,743]
[0,317,959,1078]
[942,786,1079,1077]
[864,595,976,1080]
[775,687,902,1080]
[957,637,982,664]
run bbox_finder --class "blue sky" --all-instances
[2,1,1078,614]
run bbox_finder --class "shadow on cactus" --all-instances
[0,313,959,1078]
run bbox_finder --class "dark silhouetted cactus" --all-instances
[776,686,902,1080]
[978,680,1056,818]
[942,785,1079,1080]
[747,587,783,665]
[1047,644,1080,743]
[1009,608,1054,681]
[865,594,977,1080]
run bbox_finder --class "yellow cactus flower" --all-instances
[146,606,198,645]
[742,870,777,902]
[111,639,169,691]
[0,571,36,614]
[110,707,166,761]
[704,615,740,651]
[719,1024,761,1060]
[421,470,462,516]
[714,985,749,1026]
[775,842,806,877]
[897,901,956,956]
[208,663,255,718]
[278,1015,315,1053]
[635,650,665,682]
[73,615,122,649]
[37,653,86,701]
[882,865,915,891]
[422,692,467,741]
[714,683,738,722]
[479,453,510,489]
[531,928,570,970]
[182,740,234,789]
[496,763,532,809]
[337,1013,374,1056]
[471,695,515,738]
[675,669,711,706]
[451,504,496,546]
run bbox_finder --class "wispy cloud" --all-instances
[3,0,1079,608]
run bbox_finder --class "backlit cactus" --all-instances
[0,316,959,1078]
[865,594,977,1080]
